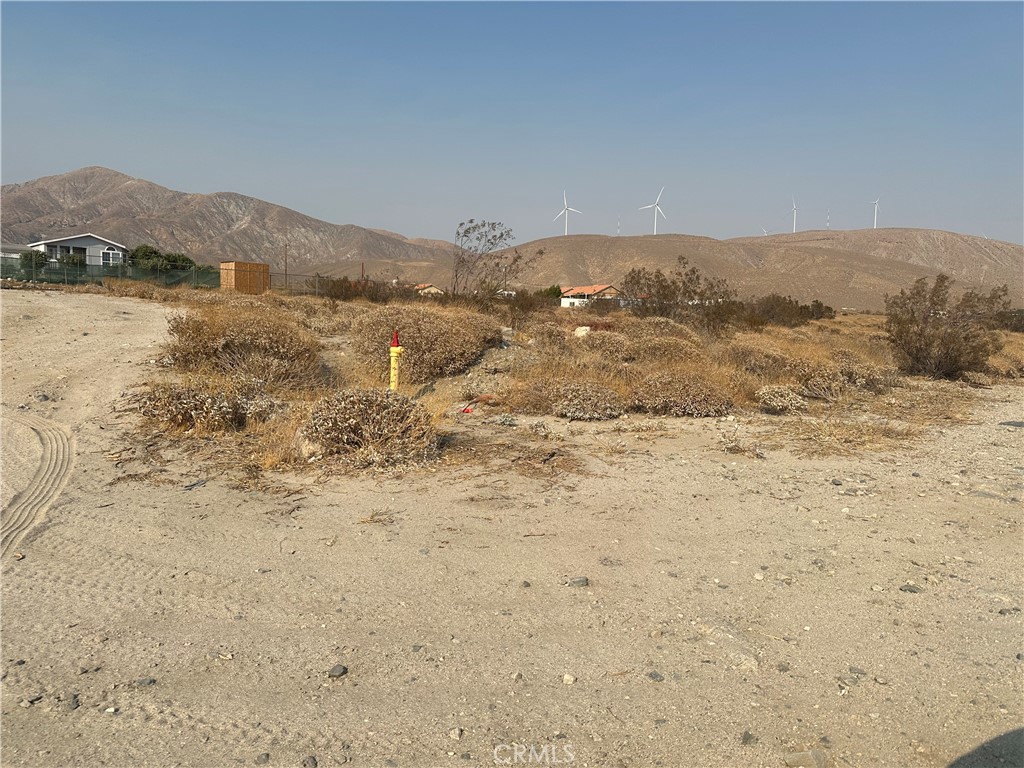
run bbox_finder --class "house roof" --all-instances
[1,243,34,252]
[28,233,128,250]
[415,283,438,290]
[561,284,617,298]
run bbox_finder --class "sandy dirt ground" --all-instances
[1,289,1021,768]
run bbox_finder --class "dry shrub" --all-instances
[618,316,703,346]
[302,389,439,468]
[350,304,502,383]
[138,375,280,433]
[831,350,901,393]
[629,336,703,363]
[550,382,626,421]
[166,305,323,390]
[787,358,846,401]
[573,330,636,362]
[755,385,807,415]
[959,371,993,387]
[522,322,569,350]
[726,339,793,378]
[631,371,733,417]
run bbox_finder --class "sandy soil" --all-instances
[1,290,1021,768]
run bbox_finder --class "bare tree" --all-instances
[451,219,540,295]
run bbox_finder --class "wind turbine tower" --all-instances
[826,209,831,230]
[871,199,879,229]
[791,197,798,234]
[639,187,667,235]
[553,191,582,236]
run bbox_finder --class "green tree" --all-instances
[58,250,86,267]
[884,274,1010,377]
[19,250,48,273]
[129,244,197,270]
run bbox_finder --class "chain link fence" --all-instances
[0,257,221,288]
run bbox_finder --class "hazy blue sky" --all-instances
[3,2,1022,244]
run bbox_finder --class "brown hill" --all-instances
[510,230,1022,310]
[0,167,450,272]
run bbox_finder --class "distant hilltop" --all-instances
[2,166,1021,309]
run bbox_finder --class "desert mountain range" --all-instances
[2,166,1021,309]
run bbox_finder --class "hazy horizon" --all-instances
[2,2,1022,245]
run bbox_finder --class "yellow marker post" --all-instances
[389,330,403,392]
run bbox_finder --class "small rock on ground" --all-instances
[784,749,828,768]
[328,664,348,679]
[301,757,318,768]
[566,576,589,587]
[255,753,270,765]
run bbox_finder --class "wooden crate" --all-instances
[220,261,269,295]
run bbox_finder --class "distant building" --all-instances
[560,284,621,308]
[0,243,35,259]
[28,233,129,266]
[415,283,445,296]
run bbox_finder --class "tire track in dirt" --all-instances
[1,412,75,558]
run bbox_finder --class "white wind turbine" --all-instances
[553,191,582,236]
[871,199,879,229]
[639,187,667,235]
[791,197,798,233]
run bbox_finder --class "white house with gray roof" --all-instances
[28,233,129,266]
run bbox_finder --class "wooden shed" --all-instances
[220,261,270,295]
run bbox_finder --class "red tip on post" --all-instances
[390,330,400,347]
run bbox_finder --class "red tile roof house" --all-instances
[415,283,445,296]
[559,284,622,308]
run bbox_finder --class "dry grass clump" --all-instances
[137,375,280,433]
[573,330,636,362]
[521,322,569,350]
[302,389,440,468]
[166,305,324,390]
[104,278,171,301]
[780,417,922,457]
[726,338,794,378]
[350,304,502,383]
[628,336,703,363]
[550,381,627,421]
[755,385,807,415]
[987,332,1024,378]
[618,316,703,346]
[631,372,733,417]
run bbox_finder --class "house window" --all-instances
[101,247,122,266]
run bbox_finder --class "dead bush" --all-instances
[573,330,636,362]
[302,389,440,468]
[832,350,900,393]
[618,316,703,346]
[629,336,703,363]
[138,376,280,432]
[521,322,568,350]
[632,372,733,417]
[165,306,324,390]
[350,304,502,383]
[550,382,627,421]
[755,385,807,415]
[726,339,793,378]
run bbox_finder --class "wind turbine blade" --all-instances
[553,210,565,222]
[564,191,568,207]
[656,186,664,204]
[639,204,655,210]
[567,207,582,214]
[657,205,666,220]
